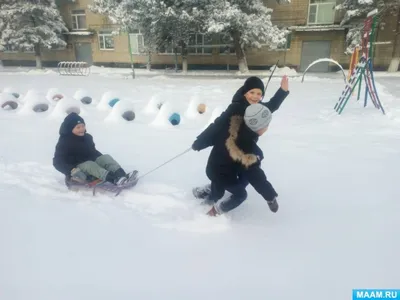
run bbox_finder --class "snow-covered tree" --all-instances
[90,0,162,70]
[151,1,200,72]
[336,0,400,71]
[90,0,286,73]
[203,0,288,73]
[337,0,399,24]
[0,0,68,68]
[90,0,201,72]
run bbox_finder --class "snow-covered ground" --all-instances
[2,63,400,79]
[0,71,399,300]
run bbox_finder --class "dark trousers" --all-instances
[205,164,250,213]
[238,172,249,187]
[208,179,248,213]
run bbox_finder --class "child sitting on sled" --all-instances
[193,103,279,216]
[53,112,136,186]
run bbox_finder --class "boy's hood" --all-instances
[59,112,86,136]
[231,86,246,104]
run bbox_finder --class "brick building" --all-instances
[0,0,398,72]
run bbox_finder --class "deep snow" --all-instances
[0,71,399,300]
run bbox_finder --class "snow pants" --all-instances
[77,154,122,181]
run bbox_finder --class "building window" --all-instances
[188,33,213,54]
[129,30,144,54]
[308,0,336,25]
[218,34,235,55]
[98,30,114,50]
[2,44,18,52]
[157,42,180,55]
[71,9,87,30]
[277,32,292,49]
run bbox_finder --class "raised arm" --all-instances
[262,75,290,113]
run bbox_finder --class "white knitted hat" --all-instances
[244,104,272,132]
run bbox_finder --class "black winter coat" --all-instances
[192,87,289,151]
[194,104,278,202]
[53,116,102,176]
[53,134,102,176]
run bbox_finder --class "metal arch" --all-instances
[301,58,347,84]
[57,61,91,76]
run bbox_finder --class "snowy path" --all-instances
[0,73,399,300]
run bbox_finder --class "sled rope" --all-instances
[138,147,192,180]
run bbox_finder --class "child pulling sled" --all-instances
[192,103,279,216]
[191,76,289,216]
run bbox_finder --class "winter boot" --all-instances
[114,168,127,178]
[193,185,215,205]
[105,171,127,186]
[115,168,138,183]
[267,198,279,213]
[126,170,139,183]
[192,184,211,199]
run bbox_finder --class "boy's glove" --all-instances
[71,168,87,182]
[191,139,202,151]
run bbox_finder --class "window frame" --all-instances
[129,30,145,54]
[307,0,336,25]
[188,33,213,55]
[218,33,235,56]
[98,30,115,51]
[71,9,87,30]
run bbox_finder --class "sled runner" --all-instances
[65,170,139,196]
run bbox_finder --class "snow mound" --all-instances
[73,89,93,105]
[143,93,165,115]
[184,95,207,119]
[17,91,50,115]
[0,92,20,110]
[97,91,122,111]
[2,87,20,98]
[19,89,41,103]
[150,101,176,127]
[48,97,86,119]
[25,69,57,75]
[203,106,225,130]
[270,65,298,76]
[46,88,64,102]
[104,99,136,122]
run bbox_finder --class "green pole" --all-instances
[127,33,135,79]
[357,73,362,101]
[369,14,378,62]
[338,74,363,114]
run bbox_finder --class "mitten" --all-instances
[191,139,202,151]
[71,168,87,182]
